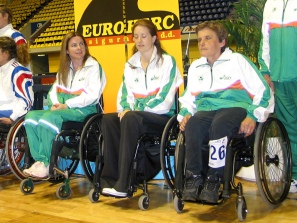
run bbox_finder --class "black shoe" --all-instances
[182,170,204,201]
[199,174,220,203]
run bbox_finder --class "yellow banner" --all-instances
[74,0,183,112]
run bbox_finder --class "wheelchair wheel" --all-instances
[160,115,180,190]
[88,188,100,203]
[236,197,247,222]
[20,178,34,195]
[173,195,184,213]
[5,118,27,180]
[79,114,103,183]
[254,117,292,208]
[56,183,72,200]
[138,195,149,210]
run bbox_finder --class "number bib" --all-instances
[208,136,228,168]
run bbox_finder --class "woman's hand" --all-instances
[118,110,130,121]
[239,117,256,137]
[179,114,191,131]
[263,74,274,92]
[51,104,68,110]
[0,117,13,125]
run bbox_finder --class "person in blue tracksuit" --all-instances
[180,21,274,203]
[101,19,183,198]
[23,32,106,179]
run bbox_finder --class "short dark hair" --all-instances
[196,21,228,52]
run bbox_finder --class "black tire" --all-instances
[56,183,72,199]
[254,117,292,208]
[20,178,34,195]
[79,114,103,183]
[160,115,180,190]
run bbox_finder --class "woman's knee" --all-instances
[185,116,205,135]
[121,111,139,124]
[102,113,119,128]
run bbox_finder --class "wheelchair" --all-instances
[160,114,292,221]
[87,118,168,210]
[86,113,182,211]
[0,117,27,176]
[6,99,104,200]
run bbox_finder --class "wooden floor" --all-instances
[0,173,296,223]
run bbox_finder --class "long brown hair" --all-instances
[58,32,91,86]
[131,19,166,64]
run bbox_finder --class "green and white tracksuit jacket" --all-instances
[178,48,274,122]
[258,0,297,178]
[117,46,183,116]
[258,0,297,82]
[24,56,106,166]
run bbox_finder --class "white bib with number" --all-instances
[208,136,228,168]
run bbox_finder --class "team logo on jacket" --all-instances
[151,75,159,81]
[220,75,231,80]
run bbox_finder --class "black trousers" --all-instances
[185,107,246,178]
[100,111,170,192]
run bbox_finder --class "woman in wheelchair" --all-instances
[23,31,106,179]
[100,19,183,198]
[0,36,33,125]
[178,21,274,203]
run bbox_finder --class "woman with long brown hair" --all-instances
[100,19,182,197]
[23,32,106,178]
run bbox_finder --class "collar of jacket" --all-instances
[70,56,96,70]
[196,47,232,67]
[127,46,158,69]
[0,23,13,35]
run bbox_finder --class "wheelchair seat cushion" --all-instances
[61,121,84,130]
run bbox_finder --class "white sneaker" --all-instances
[102,188,112,195]
[289,179,297,193]
[30,162,49,179]
[23,161,42,176]
[102,188,127,197]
